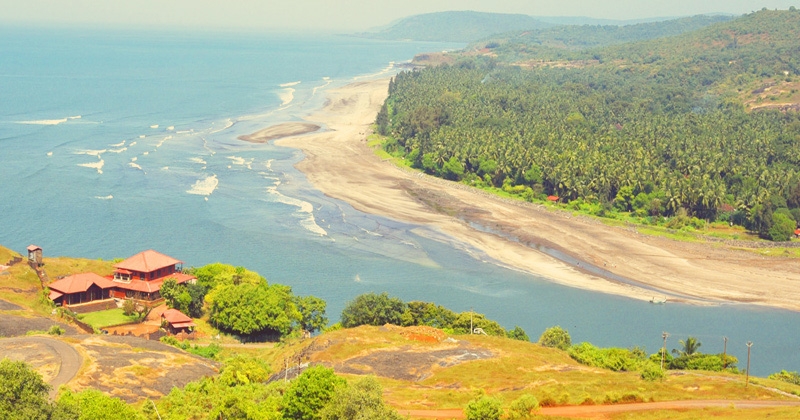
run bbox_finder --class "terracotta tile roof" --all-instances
[27,245,41,252]
[114,250,182,273]
[162,308,194,324]
[48,290,64,300]
[110,273,195,294]
[48,273,116,294]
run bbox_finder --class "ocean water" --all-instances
[1,26,799,376]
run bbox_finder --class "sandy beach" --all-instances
[270,78,800,312]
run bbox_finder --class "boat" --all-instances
[650,296,667,304]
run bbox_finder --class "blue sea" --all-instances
[1,26,798,376]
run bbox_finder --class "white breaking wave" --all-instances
[167,126,175,131]
[74,149,106,157]
[210,118,234,134]
[279,88,295,107]
[279,81,301,88]
[265,184,328,237]
[108,147,127,153]
[353,62,396,81]
[138,135,145,139]
[130,141,138,146]
[110,140,126,147]
[155,135,173,149]
[312,77,333,96]
[46,152,53,157]
[189,157,207,165]
[128,162,143,171]
[78,159,104,174]
[150,124,159,129]
[95,195,113,200]
[227,155,254,170]
[187,174,219,196]
[131,156,137,162]
[17,115,81,125]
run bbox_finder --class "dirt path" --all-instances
[0,336,82,398]
[276,79,800,311]
[401,400,800,419]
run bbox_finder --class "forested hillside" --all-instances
[377,9,800,240]
[355,11,553,42]
[473,15,734,61]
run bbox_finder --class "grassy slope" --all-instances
[260,326,800,417]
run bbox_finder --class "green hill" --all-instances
[377,9,800,241]
[473,14,734,59]
[355,11,554,42]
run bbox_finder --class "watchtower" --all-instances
[27,245,43,267]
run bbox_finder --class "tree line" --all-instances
[377,9,800,240]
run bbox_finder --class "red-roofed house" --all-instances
[161,308,196,334]
[108,250,196,300]
[48,272,117,306]
[48,250,196,307]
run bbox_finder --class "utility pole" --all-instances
[722,337,728,370]
[661,332,670,370]
[470,307,474,335]
[746,341,753,388]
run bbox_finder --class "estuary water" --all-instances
[1,26,798,376]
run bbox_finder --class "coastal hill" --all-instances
[4,246,800,418]
[354,11,554,42]
[378,8,800,244]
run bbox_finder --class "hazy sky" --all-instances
[2,0,798,32]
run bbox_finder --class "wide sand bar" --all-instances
[276,79,800,312]
[239,122,320,143]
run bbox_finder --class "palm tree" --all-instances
[672,336,702,357]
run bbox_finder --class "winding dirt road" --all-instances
[0,336,82,398]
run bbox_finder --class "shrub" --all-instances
[47,325,64,336]
[464,395,503,420]
[340,292,406,328]
[640,362,666,381]
[506,326,529,342]
[568,343,640,372]
[507,394,539,419]
[769,370,800,385]
[122,299,136,316]
[538,326,571,350]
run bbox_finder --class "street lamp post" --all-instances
[661,332,670,370]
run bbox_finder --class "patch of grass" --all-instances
[750,247,800,258]
[0,245,21,264]
[79,308,139,329]
[42,257,115,280]
[636,226,702,242]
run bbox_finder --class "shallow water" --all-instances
[1,26,798,376]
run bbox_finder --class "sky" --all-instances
[1,0,798,33]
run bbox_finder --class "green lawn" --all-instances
[78,308,140,328]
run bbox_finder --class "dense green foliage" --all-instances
[190,263,326,340]
[769,370,800,385]
[568,342,644,372]
[282,366,345,420]
[357,11,552,42]
[0,358,74,420]
[340,292,406,328]
[506,325,530,341]
[538,326,572,350]
[341,293,511,337]
[318,376,404,420]
[507,394,539,419]
[378,9,800,240]
[57,389,143,420]
[160,336,222,359]
[464,395,504,420]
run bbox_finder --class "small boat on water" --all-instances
[650,296,667,304]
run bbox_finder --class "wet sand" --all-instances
[274,78,800,312]
[238,122,320,143]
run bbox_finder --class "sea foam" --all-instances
[187,174,219,196]
[266,184,328,237]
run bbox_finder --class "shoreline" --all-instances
[266,78,800,312]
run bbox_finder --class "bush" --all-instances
[464,395,503,420]
[283,365,345,420]
[122,299,136,316]
[47,325,64,336]
[568,342,640,372]
[538,326,571,350]
[506,326,529,341]
[639,362,666,381]
[769,370,800,385]
[340,292,406,328]
[507,394,539,419]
